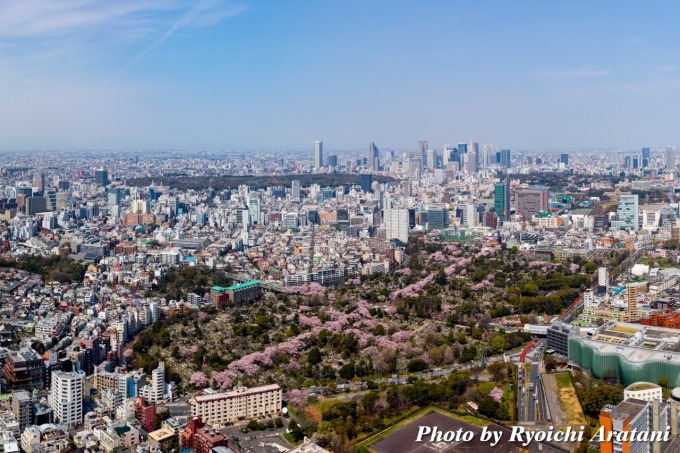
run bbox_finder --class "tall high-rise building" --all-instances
[94,168,109,186]
[291,180,301,200]
[560,153,569,166]
[457,143,468,169]
[360,174,373,193]
[426,149,437,169]
[326,154,338,168]
[642,147,650,168]
[248,198,261,225]
[49,371,83,429]
[598,267,610,290]
[32,171,45,192]
[468,141,479,173]
[496,149,511,168]
[666,146,676,170]
[418,140,428,167]
[482,144,493,166]
[442,145,454,168]
[384,209,409,244]
[313,141,323,169]
[627,284,640,322]
[617,194,639,231]
[368,142,379,171]
[494,178,511,221]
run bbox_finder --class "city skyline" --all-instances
[2,1,680,150]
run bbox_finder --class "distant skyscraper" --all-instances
[360,174,373,193]
[95,168,109,186]
[248,197,261,225]
[426,149,437,169]
[368,142,379,171]
[642,147,650,160]
[313,140,323,169]
[291,180,301,199]
[326,154,338,169]
[442,145,454,168]
[617,194,639,230]
[496,149,511,168]
[468,141,479,173]
[641,149,649,168]
[482,144,494,166]
[666,146,676,170]
[32,171,45,192]
[418,140,428,167]
[560,154,569,166]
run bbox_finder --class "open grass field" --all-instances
[551,373,587,426]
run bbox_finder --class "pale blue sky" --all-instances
[1,0,680,151]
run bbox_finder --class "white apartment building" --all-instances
[191,383,282,425]
[50,371,83,429]
[598,267,610,289]
[139,362,173,404]
[384,209,409,244]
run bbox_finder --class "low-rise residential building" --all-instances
[191,383,282,426]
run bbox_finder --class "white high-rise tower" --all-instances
[598,267,610,290]
[50,371,83,428]
[314,141,323,169]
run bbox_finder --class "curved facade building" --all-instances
[569,336,680,387]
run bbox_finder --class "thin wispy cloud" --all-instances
[0,0,247,88]
[0,0,171,38]
[536,68,613,79]
[113,0,247,81]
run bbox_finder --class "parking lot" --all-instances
[217,418,292,453]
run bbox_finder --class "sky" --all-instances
[2,0,680,151]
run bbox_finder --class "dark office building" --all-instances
[426,209,449,230]
[2,348,45,392]
[94,169,109,186]
[547,324,571,357]
[494,179,511,221]
[308,210,319,225]
[360,174,373,193]
[559,153,569,166]
[326,154,338,168]
[271,186,285,199]
[642,147,651,160]
[496,149,511,168]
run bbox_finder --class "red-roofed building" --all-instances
[181,416,204,450]
[134,397,156,432]
[195,426,227,453]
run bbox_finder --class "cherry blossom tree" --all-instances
[190,371,208,388]
[286,389,308,408]
[212,370,237,390]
